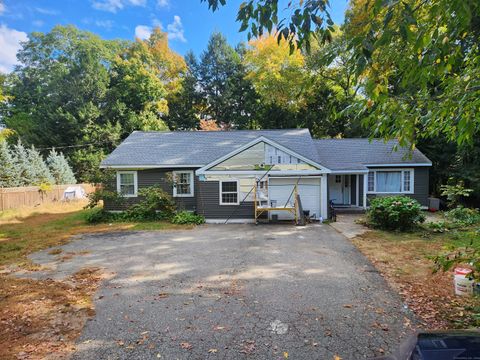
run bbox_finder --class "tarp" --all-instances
[63,186,86,200]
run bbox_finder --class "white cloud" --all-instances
[157,0,169,7]
[134,25,152,40]
[167,15,186,43]
[92,0,146,13]
[95,20,114,29]
[35,7,59,15]
[0,25,27,73]
[32,20,44,27]
[135,16,186,43]
[0,2,5,15]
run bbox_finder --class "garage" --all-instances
[268,177,322,221]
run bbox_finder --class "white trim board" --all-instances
[196,136,331,175]
[201,170,325,176]
[329,170,369,174]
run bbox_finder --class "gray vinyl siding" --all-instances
[196,181,254,219]
[366,167,429,206]
[104,168,199,211]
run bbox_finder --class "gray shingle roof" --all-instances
[101,129,432,170]
[314,138,431,170]
[100,129,320,167]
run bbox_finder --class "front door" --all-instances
[330,175,344,204]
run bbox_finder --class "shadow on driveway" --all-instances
[26,224,415,360]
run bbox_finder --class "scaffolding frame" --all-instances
[253,182,299,224]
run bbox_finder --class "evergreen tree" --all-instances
[13,141,35,186]
[0,140,19,187]
[194,33,257,127]
[47,148,76,185]
[27,145,54,185]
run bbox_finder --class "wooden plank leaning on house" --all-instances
[0,184,96,211]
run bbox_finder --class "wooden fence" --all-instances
[0,184,96,211]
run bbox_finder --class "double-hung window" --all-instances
[220,180,239,205]
[367,169,413,194]
[173,171,194,197]
[117,171,137,197]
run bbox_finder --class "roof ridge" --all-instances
[133,128,310,134]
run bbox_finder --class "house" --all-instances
[100,129,432,223]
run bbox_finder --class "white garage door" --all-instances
[268,177,321,220]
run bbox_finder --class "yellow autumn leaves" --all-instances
[244,34,309,112]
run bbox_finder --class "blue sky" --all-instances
[0,0,349,72]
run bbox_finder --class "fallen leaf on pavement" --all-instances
[180,342,192,350]
[208,348,218,353]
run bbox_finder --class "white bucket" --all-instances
[454,268,474,296]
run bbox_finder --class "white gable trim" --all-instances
[196,136,330,175]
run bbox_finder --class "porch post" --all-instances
[363,173,368,210]
[356,174,359,206]
[321,174,328,219]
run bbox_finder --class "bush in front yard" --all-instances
[445,206,480,226]
[124,187,176,221]
[367,196,425,231]
[171,211,205,225]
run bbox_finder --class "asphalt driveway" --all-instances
[27,224,415,359]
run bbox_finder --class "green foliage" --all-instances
[27,145,54,186]
[440,180,474,208]
[12,141,36,186]
[1,25,185,182]
[0,140,19,187]
[202,0,334,52]
[367,196,425,231]
[124,187,176,221]
[203,0,480,147]
[183,32,257,128]
[84,207,121,224]
[445,207,480,227]
[85,187,124,210]
[3,25,124,150]
[47,148,76,185]
[426,220,453,233]
[171,211,205,225]
[86,186,177,223]
[433,236,480,281]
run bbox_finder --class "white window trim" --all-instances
[117,171,138,197]
[172,170,194,197]
[219,179,240,205]
[366,168,414,194]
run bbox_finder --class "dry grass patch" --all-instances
[352,230,480,329]
[0,267,107,360]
